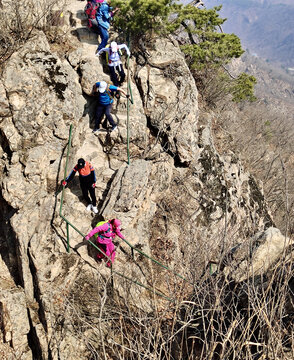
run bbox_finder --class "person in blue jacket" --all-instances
[92,81,128,133]
[96,0,119,52]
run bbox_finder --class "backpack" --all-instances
[106,46,123,65]
[105,84,115,100]
[94,220,110,240]
[84,0,100,27]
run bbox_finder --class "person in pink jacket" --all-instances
[85,219,124,267]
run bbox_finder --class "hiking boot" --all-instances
[110,125,117,132]
[92,128,101,135]
[92,206,98,214]
[86,204,93,212]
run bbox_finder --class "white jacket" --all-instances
[98,44,130,67]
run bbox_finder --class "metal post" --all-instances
[111,266,114,288]
[66,222,70,253]
[59,124,73,217]
[126,35,131,165]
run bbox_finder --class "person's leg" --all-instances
[97,26,109,51]
[109,66,119,86]
[94,104,106,130]
[80,183,92,205]
[89,186,96,206]
[97,243,106,260]
[106,242,115,267]
[118,65,125,85]
[105,104,116,129]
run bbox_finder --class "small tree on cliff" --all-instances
[111,2,256,105]
[111,0,178,37]
[168,5,256,105]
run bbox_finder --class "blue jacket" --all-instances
[96,82,118,105]
[96,2,112,29]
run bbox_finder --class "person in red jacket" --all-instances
[85,219,124,266]
[62,158,98,214]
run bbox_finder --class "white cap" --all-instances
[110,41,118,52]
[98,81,107,93]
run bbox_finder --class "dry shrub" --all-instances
[214,102,294,235]
[173,254,294,360]
[0,0,68,66]
[47,250,294,359]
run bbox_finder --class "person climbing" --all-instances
[91,80,128,133]
[96,0,119,52]
[84,0,103,34]
[97,41,130,86]
[62,158,98,214]
[85,219,125,267]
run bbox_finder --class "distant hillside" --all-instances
[238,52,294,109]
[204,0,294,68]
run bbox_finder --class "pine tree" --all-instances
[169,5,244,70]
[112,1,256,104]
[112,0,177,37]
[168,5,256,104]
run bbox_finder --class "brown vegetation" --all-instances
[0,0,68,68]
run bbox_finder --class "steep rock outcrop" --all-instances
[0,9,282,360]
[224,227,293,282]
[135,37,199,164]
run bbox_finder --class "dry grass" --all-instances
[0,0,68,67]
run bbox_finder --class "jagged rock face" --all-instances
[0,31,87,359]
[0,17,279,360]
[135,37,199,164]
[223,227,293,282]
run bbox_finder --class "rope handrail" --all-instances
[60,212,172,300]
[59,125,176,301]
[59,126,192,286]
[120,237,193,285]
[126,34,133,165]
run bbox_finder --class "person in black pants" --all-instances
[97,41,130,86]
[62,158,98,214]
[91,80,128,133]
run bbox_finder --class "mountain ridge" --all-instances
[205,0,294,67]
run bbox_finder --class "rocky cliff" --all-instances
[0,2,292,359]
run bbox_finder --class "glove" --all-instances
[62,180,67,187]
[126,94,130,98]
[92,183,96,188]
[85,235,89,241]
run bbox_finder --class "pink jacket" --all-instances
[85,222,125,242]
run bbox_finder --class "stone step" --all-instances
[76,27,99,45]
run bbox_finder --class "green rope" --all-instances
[120,237,193,285]
[59,124,73,219]
[110,270,173,302]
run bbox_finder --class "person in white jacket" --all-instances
[97,41,130,86]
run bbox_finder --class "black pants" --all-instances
[80,182,96,206]
[109,65,125,86]
[95,103,116,130]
